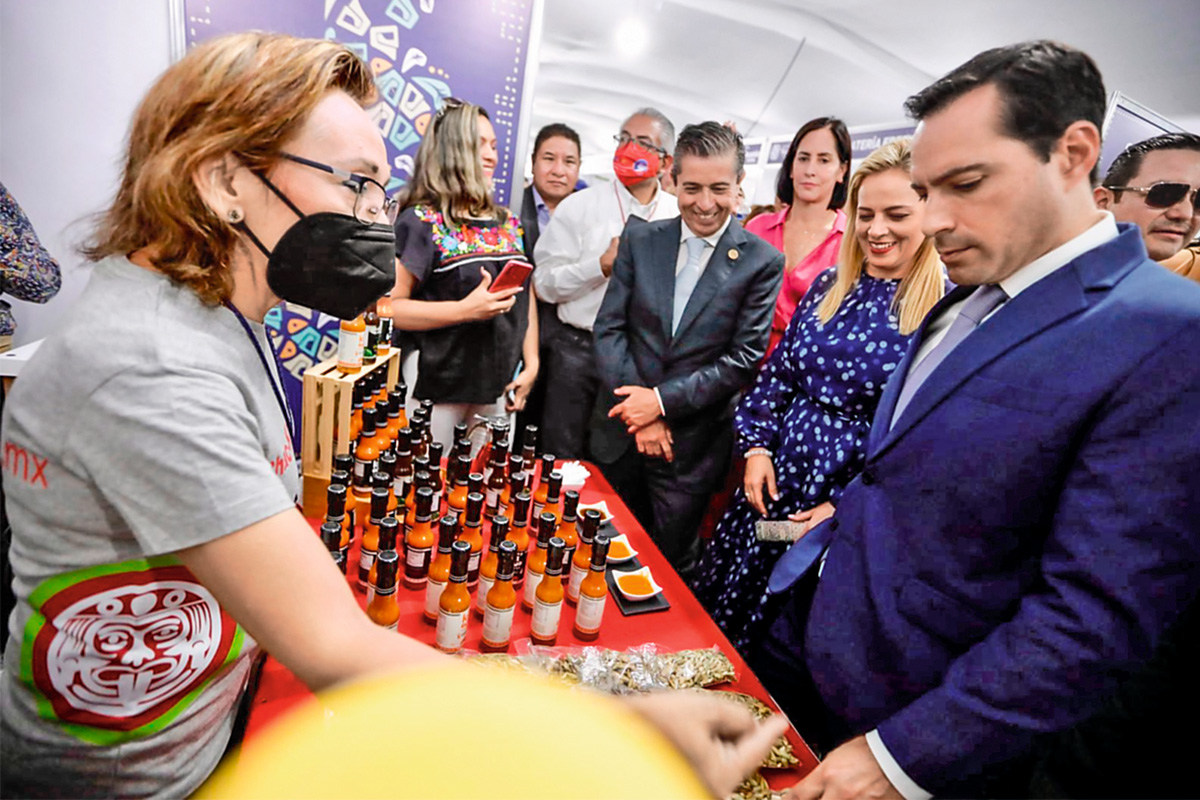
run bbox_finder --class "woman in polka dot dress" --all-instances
[693,140,949,653]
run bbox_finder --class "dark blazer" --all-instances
[795,225,1200,793]
[519,185,541,261]
[591,217,783,488]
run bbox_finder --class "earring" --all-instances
[228,209,243,223]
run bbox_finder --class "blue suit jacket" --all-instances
[801,225,1200,791]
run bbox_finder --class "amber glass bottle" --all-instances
[406,469,429,528]
[366,515,400,604]
[358,486,390,591]
[366,550,400,629]
[320,521,346,575]
[542,471,565,530]
[508,491,532,587]
[520,425,538,474]
[530,537,566,646]
[424,514,459,624]
[567,508,601,604]
[375,457,398,518]
[403,487,436,591]
[353,407,380,501]
[530,453,556,520]
[459,491,485,589]
[370,399,392,457]
[475,515,509,619]
[523,512,557,611]
[435,541,472,653]
[484,444,508,520]
[446,454,471,518]
[480,540,518,652]
[337,315,365,373]
[556,489,580,585]
[573,534,610,641]
[394,447,414,506]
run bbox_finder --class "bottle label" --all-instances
[514,548,528,583]
[531,596,562,639]
[435,608,468,652]
[405,545,430,581]
[353,458,371,490]
[563,546,576,578]
[467,549,481,581]
[485,487,500,512]
[431,493,441,516]
[575,593,606,633]
[482,603,514,646]
[478,574,495,608]
[425,578,447,618]
[531,499,545,519]
[357,549,376,588]
[337,329,362,369]
[567,563,587,602]
[523,570,543,607]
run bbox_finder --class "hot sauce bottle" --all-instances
[424,514,459,625]
[337,314,365,373]
[376,297,393,356]
[530,453,556,520]
[427,442,446,515]
[446,454,471,518]
[367,515,400,604]
[320,521,346,574]
[508,491,532,587]
[542,471,565,530]
[347,383,364,446]
[482,424,508,483]
[363,306,380,365]
[500,456,525,516]
[484,444,508,520]
[523,512,557,612]
[366,550,400,630]
[459,491,485,589]
[556,489,580,581]
[325,481,351,563]
[363,371,379,412]
[391,387,408,430]
[353,407,381,501]
[435,540,472,653]
[407,469,430,529]
[332,456,358,537]
[358,486,390,591]
[481,540,518,652]
[530,537,566,646]
[370,398,392,456]
[394,447,414,505]
[520,424,539,471]
[403,486,436,590]
[567,508,602,604]
[376,456,399,517]
[386,391,404,447]
[475,516,510,619]
[573,534,610,641]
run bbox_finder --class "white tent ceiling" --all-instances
[526,0,1200,176]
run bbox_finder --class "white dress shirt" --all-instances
[867,210,1119,800]
[532,180,678,331]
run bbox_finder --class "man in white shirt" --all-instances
[532,108,678,458]
[753,41,1200,799]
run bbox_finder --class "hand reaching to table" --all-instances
[625,691,790,799]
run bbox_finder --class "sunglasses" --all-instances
[1105,181,1199,210]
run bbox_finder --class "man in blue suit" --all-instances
[592,122,783,578]
[754,42,1200,799]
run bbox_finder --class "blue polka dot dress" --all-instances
[693,266,913,654]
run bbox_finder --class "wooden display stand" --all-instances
[300,349,400,517]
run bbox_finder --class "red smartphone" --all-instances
[488,259,533,293]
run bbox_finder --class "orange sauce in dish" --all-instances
[608,540,632,560]
[617,574,654,596]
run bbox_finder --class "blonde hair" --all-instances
[83,32,375,305]
[402,101,502,226]
[817,139,944,335]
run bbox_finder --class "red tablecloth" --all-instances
[243,464,818,789]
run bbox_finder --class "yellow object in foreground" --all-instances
[198,665,710,799]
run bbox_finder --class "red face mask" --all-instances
[613,141,662,187]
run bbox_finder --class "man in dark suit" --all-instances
[592,122,783,578]
[750,42,1200,800]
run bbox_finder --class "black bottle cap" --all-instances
[415,486,434,518]
[437,515,458,551]
[378,450,397,479]
[449,540,471,581]
[370,486,390,519]
[326,482,347,517]
[320,521,342,552]
[580,509,601,544]
[512,491,532,527]
[591,534,610,568]
[546,537,566,574]
[490,516,510,548]
[378,516,399,551]
[562,490,580,519]
[537,512,556,545]
[466,492,485,525]
[361,407,377,437]
[496,539,518,579]
[333,454,355,475]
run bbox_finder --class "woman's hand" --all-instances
[457,266,521,322]
[788,501,835,531]
[504,362,538,412]
[744,453,778,517]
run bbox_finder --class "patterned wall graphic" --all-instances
[182,0,538,444]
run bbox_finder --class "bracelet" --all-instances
[744,447,772,459]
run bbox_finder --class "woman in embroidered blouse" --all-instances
[390,101,538,446]
[746,117,852,357]
[694,140,947,653]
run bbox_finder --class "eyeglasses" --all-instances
[614,133,667,156]
[279,152,399,224]
[1105,181,1199,211]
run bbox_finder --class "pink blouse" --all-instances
[746,206,847,356]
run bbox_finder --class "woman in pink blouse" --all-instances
[747,117,850,355]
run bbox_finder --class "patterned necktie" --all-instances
[672,237,707,335]
[890,284,1007,428]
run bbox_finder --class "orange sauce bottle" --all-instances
[424,515,459,624]
[366,550,400,629]
[556,489,579,582]
[459,491,485,589]
[373,368,388,408]
[567,508,602,604]
[392,385,409,430]
[542,471,565,530]
[508,491,532,588]
[406,468,430,529]
[370,398,392,455]
[573,534,610,641]
[352,407,381,502]
[386,390,404,447]
[325,481,351,564]
[363,371,379,412]
[446,454,471,518]
[475,516,509,619]
[523,512,557,612]
[357,486,390,592]
[403,487,436,591]
[499,456,525,516]
[337,315,365,373]
[367,516,400,604]
[530,453,556,520]
[481,540,519,652]
[435,541,473,653]
[484,444,508,520]
[530,537,566,646]
[375,457,399,517]
[320,521,346,575]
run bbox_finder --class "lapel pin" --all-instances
[728,248,739,261]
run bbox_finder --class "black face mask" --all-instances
[236,173,395,321]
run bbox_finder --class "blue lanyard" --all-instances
[224,302,296,444]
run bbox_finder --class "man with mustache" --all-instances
[1095,132,1200,280]
[752,41,1200,800]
